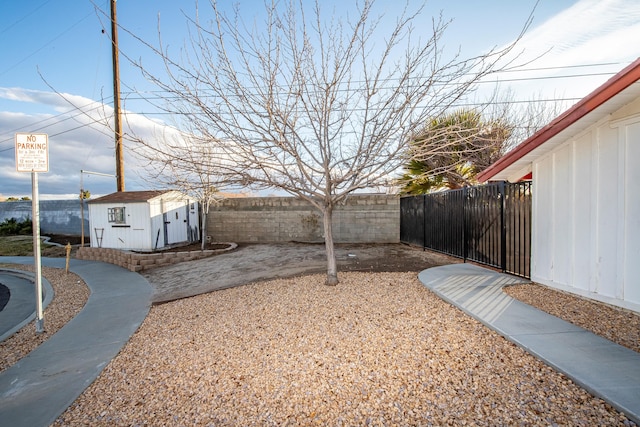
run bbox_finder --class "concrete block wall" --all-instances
[207,194,399,243]
[1,195,400,244]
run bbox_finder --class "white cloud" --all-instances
[0,88,180,199]
[488,0,640,100]
[515,0,640,62]
[463,0,640,139]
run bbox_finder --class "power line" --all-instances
[482,71,615,83]
[117,66,623,100]
[0,96,113,144]
[0,89,587,147]
[0,118,114,153]
[0,93,577,154]
[112,94,583,116]
[0,62,624,143]
[496,61,627,73]
[0,65,608,142]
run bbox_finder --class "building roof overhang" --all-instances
[88,190,175,204]
[477,57,640,182]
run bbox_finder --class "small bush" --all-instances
[0,217,33,236]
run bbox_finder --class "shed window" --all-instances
[108,207,126,224]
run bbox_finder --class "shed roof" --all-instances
[477,57,640,182]
[88,190,173,204]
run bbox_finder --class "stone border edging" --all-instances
[75,243,238,272]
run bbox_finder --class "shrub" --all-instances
[0,217,33,236]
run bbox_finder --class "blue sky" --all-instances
[1,0,639,199]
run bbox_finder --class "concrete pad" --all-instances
[491,300,585,335]
[419,263,640,424]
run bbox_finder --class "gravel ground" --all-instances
[53,272,635,426]
[1,258,637,425]
[0,264,89,373]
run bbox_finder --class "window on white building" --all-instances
[108,207,126,224]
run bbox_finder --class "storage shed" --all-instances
[477,58,640,313]
[88,190,199,251]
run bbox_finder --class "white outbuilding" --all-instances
[478,58,640,313]
[87,190,199,251]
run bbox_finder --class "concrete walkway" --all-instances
[0,269,54,341]
[419,263,640,424]
[0,257,152,427]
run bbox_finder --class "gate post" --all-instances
[463,186,468,263]
[499,181,507,272]
[422,195,427,251]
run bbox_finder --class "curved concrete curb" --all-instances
[205,241,238,253]
[0,257,153,427]
[419,263,640,424]
[0,268,54,342]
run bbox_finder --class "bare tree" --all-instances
[135,0,529,285]
[498,89,570,152]
[133,131,232,250]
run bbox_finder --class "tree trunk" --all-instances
[322,205,339,285]
[200,207,208,251]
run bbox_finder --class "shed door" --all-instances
[165,205,188,245]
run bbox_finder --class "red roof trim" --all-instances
[477,57,640,182]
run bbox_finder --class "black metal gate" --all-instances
[400,181,531,278]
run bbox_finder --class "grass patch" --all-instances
[0,235,34,256]
[0,235,67,257]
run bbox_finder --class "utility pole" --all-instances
[111,0,125,191]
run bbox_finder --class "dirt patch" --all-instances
[333,243,460,273]
[143,243,462,303]
[41,236,450,274]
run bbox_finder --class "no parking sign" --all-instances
[15,133,49,173]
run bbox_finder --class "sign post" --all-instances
[15,133,49,334]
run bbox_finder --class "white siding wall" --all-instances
[149,199,165,249]
[88,202,152,250]
[623,121,640,304]
[531,106,640,312]
[148,193,196,247]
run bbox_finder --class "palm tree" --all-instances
[399,109,511,194]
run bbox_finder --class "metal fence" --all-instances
[400,181,532,278]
